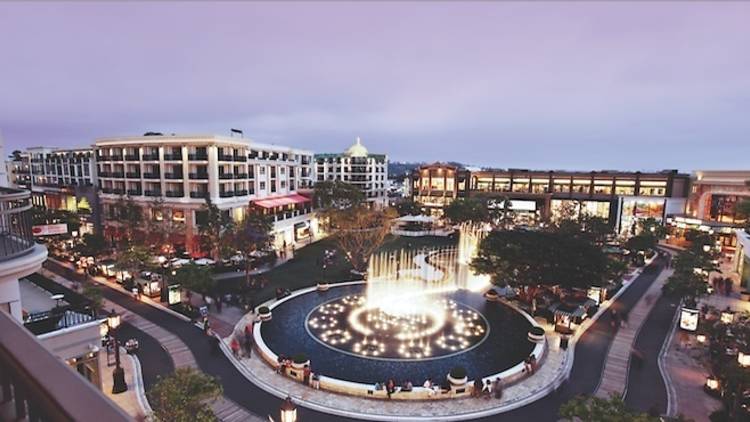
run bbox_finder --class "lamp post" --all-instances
[279,396,297,422]
[107,309,128,394]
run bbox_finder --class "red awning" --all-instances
[252,193,311,209]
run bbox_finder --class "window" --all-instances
[260,181,266,190]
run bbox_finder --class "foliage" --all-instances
[146,197,184,254]
[662,271,708,305]
[313,180,365,211]
[81,283,103,313]
[333,206,396,272]
[471,230,612,291]
[173,263,216,297]
[736,199,750,230]
[114,195,143,246]
[115,245,152,278]
[560,394,661,422]
[449,366,467,379]
[75,233,108,260]
[196,198,234,260]
[394,199,422,217]
[639,217,668,239]
[625,233,657,253]
[147,368,222,422]
[31,206,82,234]
[662,232,719,303]
[229,211,274,278]
[443,198,490,225]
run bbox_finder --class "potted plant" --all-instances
[484,289,499,302]
[447,366,467,386]
[528,326,545,343]
[291,353,310,369]
[258,306,272,322]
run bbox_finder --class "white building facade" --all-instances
[314,138,389,208]
[95,134,316,254]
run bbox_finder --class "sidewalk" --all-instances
[40,267,264,422]
[595,267,674,399]
[100,346,149,421]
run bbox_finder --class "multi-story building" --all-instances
[314,138,389,208]
[666,170,750,252]
[411,164,690,233]
[6,146,99,233]
[95,134,315,254]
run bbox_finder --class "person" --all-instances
[493,377,503,399]
[386,379,396,399]
[402,380,413,392]
[203,317,211,335]
[230,337,240,358]
[482,379,492,399]
[276,354,286,374]
[472,378,483,398]
[423,378,435,396]
[523,356,532,373]
[303,365,312,385]
[311,372,320,389]
[529,354,538,374]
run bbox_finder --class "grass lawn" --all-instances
[216,234,457,303]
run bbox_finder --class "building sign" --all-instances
[679,307,699,331]
[32,223,68,236]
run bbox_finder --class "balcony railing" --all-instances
[163,153,183,161]
[0,310,131,422]
[188,153,208,161]
[127,189,142,196]
[143,172,160,179]
[124,154,140,161]
[125,172,141,178]
[110,172,124,178]
[234,173,248,179]
[219,191,234,198]
[141,153,159,161]
[164,173,183,180]
[217,154,233,161]
[190,191,209,199]
[233,155,247,162]
[234,189,248,196]
[189,173,208,180]
[144,190,162,197]
[218,173,233,180]
[0,188,36,262]
[165,191,185,198]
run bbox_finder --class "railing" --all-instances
[188,153,208,161]
[219,173,233,180]
[234,173,248,179]
[141,153,159,161]
[164,172,183,180]
[143,172,160,179]
[217,154,233,161]
[189,173,208,180]
[163,153,183,161]
[124,154,139,161]
[219,191,234,198]
[144,190,162,197]
[0,310,131,422]
[190,191,208,199]
[165,191,185,198]
[0,188,36,262]
[125,172,141,178]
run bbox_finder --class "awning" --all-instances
[252,193,311,209]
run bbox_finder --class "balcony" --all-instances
[143,172,161,179]
[190,191,209,199]
[189,173,209,180]
[145,190,162,197]
[125,171,141,178]
[219,191,234,198]
[234,173,248,179]
[141,153,159,161]
[96,155,111,162]
[166,191,185,198]
[101,187,113,194]
[98,171,110,178]
[164,172,183,180]
[163,153,183,161]
[234,189,248,196]
[0,188,37,261]
[188,153,208,161]
[219,173,233,180]
[124,154,140,161]
[127,189,142,196]
[233,155,247,162]
[0,310,130,422]
[112,188,125,195]
[110,171,124,178]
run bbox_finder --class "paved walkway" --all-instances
[40,267,263,422]
[596,267,673,399]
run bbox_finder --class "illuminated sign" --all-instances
[32,223,68,236]
[680,307,699,331]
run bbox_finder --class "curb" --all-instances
[658,300,680,417]
[128,354,154,421]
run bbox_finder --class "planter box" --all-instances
[258,311,272,322]
[292,359,310,370]
[317,283,330,292]
[484,291,499,302]
[447,374,467,386]
[528,327,546,343]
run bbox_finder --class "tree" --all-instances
[639,217,667,239]
[196,198,234,260]
[443,198,490,225]
[230,212,274,283]
[471,230,611,301]
[625,233,657,254]
[580,215,613,246]
[333,205,396,272]
[115,245,152,280]
[173,263,216,300]
[81,283,103,314]
[146,197,184,255]
[395,199,421,217]
[737,199,750,230]
[147,368,222,422]
[75,233,109,266]
[663,232,719,305]
[113,195,143,246]
[313,180,365,210]
[560,394,661,422]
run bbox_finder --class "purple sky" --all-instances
[1,2,748,171]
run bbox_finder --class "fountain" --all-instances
[306,223,492,359]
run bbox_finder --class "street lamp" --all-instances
[107,309,128,394]
[279,396,297,422]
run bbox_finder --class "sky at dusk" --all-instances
[1,1,748,171]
